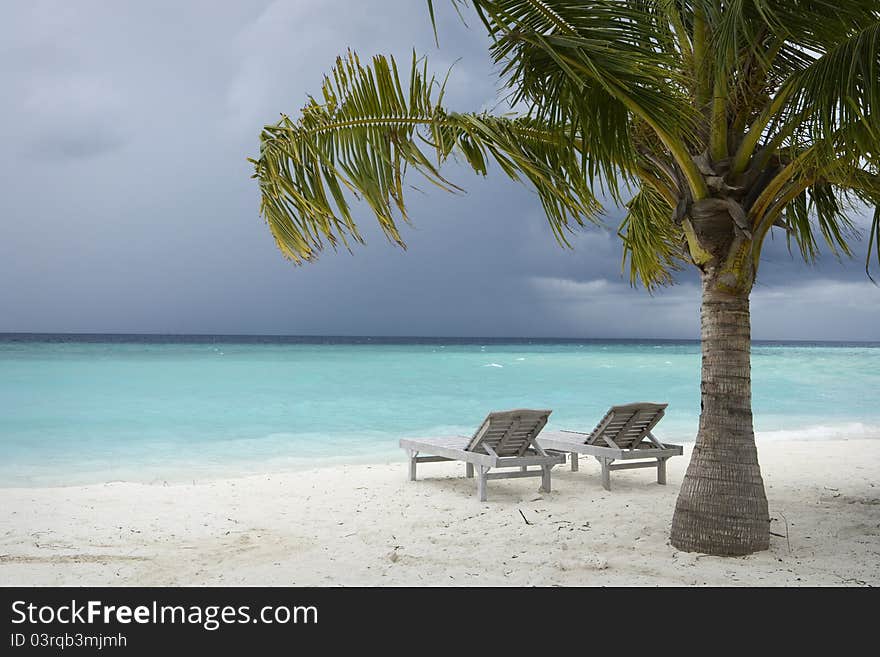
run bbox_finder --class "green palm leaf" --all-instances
[620,185,687,288]
[251,52,600,263]
[258,0,880,274]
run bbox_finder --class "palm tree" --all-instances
[250,1,880,556]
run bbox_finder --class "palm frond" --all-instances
[450,1,708,198]
[619,185,687,289]
[868,206,880,281]
[772,18,880,162]
[780,182,858,262]
[250,51,601,263]
[258,1,880,282]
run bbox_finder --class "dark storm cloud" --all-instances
[0,0,877,340]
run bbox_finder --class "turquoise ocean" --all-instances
[1,335,878,487]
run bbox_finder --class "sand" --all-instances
[1,439,878,586]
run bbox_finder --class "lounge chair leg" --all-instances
[570,453,579,472]
[477,466,489,502]
[599,457,611,491]
[408,450,418,481]
[657,457,667,485]
[540,465,551,493]
[466,462,474,478]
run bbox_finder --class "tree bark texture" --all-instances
[670,274,770,555]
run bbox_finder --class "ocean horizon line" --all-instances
[1,332,878,347]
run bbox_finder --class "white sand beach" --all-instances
[1,439,878,586]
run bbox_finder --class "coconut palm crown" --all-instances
[250,0,880,556]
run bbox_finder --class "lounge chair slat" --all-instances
[400,408,564,501]
[537,402,682,491]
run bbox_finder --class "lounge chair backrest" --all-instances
[585,403,667,449]
[466,409,551,457]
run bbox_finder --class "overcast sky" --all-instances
[1,0,878,340]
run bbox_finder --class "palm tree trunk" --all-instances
[670,273,770,555]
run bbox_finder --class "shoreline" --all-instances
[1,439,878,586]
[2,425,879,490]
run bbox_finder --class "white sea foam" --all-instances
[642,420,880,446]
[756,422,880,442]
[483,363,504,368]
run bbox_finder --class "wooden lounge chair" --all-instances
[399,409,566,502]
[537,402,682,491]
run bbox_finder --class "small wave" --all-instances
[757,422,880,442]
[483,363,504,368]
[515,358,526,361]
